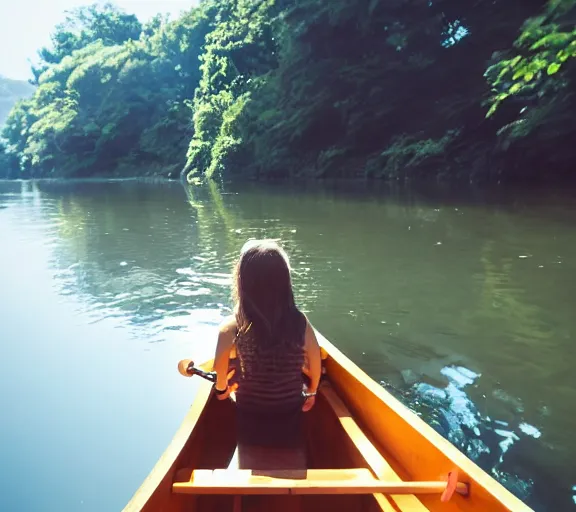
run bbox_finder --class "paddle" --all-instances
[177,359,218,382]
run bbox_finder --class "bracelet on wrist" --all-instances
[302,390,317,398]
[213,384,228,395]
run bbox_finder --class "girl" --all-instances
[202,239,322,469]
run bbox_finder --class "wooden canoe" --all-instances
[122,330,534,512]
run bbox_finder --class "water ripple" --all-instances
[382,364,545,504]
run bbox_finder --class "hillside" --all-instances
[0,76,35,126]
[1,1,575,182]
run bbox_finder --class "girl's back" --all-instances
[234,313,307,448]
[210,239,322,463]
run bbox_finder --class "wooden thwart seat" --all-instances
[172,468,468,496]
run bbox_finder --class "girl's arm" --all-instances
[302,319,321,411]
[212,316,237,399]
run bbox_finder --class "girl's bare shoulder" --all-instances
[218,314,237,335]
[218,315,238,357]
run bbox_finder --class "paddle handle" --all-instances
[188,363,217,383]
[179,360,217,382]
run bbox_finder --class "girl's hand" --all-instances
[215,368,238,400]
[302,385,317,412]
[215,383,238,400]
[302,395,316,412]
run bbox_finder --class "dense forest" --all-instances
[0,0,575,182]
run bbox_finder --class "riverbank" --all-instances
[3,172,576,201]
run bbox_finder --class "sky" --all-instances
[0,0,196,81]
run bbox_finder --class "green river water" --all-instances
[0,179,574,511]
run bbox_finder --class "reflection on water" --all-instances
[1,179,575,511]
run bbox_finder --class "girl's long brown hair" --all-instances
[232,239,306,350]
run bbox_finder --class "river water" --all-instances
[0,179,574,511]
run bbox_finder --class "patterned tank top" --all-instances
[232,323,306,448]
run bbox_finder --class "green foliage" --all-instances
[183,0,281,181]
[483,0,576,177]
[31,3,142,82]
[485,21,576,117]
[367,131,461,179]
[184,0,563,183]
[1,3,211,179]
[0,140,20,179]
[3,0,576,182]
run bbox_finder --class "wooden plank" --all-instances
[320,383,430,512]
[173,468,464,496]
[174,468,371,495]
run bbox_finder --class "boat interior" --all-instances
[153,379,463,512]
[124,341,533,512]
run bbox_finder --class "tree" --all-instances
[3,2,212,179]
[184,0,549,183]
[31,3,142,83]
[484,0,576,179]
[0,140,20,179]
